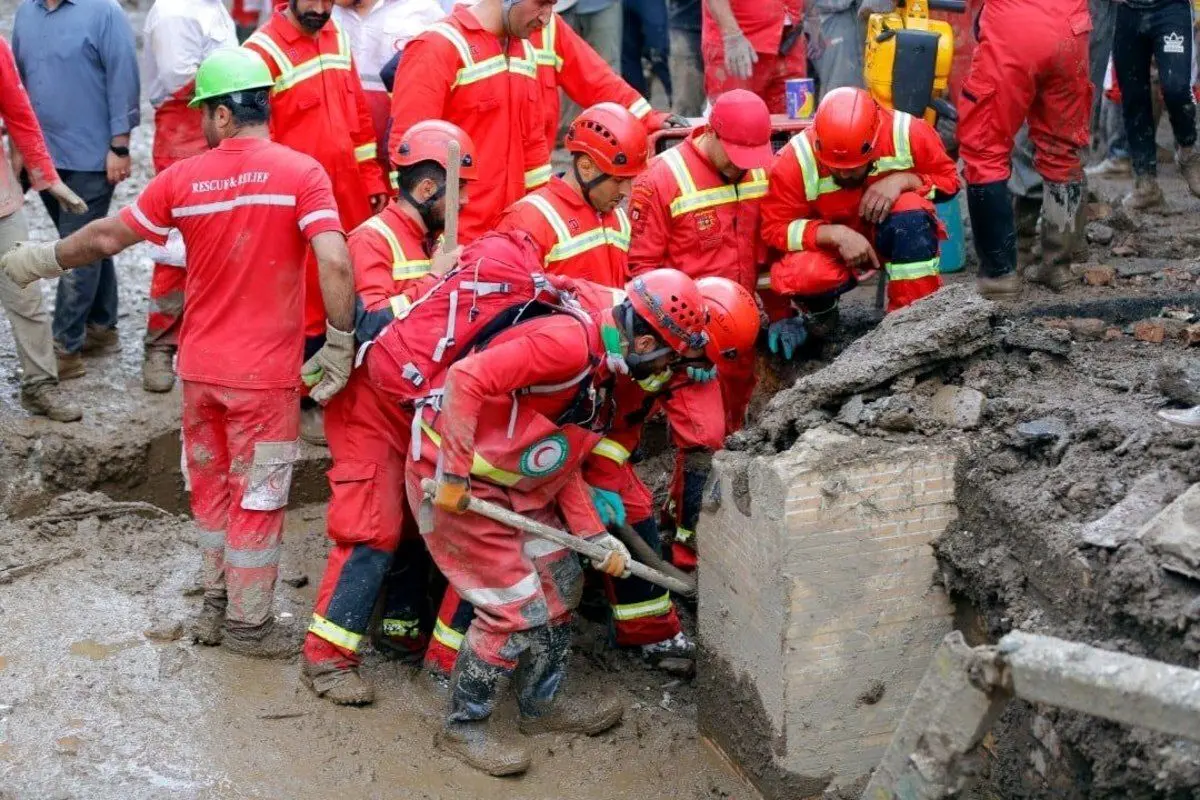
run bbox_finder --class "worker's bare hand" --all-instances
[369,193,389,214]
[47,181,88,215]
[106,150,131,186]
[859,172,916,224]
[833,226,880,272]
[431,244,462,276]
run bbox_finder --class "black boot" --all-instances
[967,181,1020,301]
[1034,181,1084,291]
[516,623,624,736]
[437,640,530,776]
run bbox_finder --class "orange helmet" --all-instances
[697,277,760,363]
[566,103,649,178]
[625,269,708,355]
[395,120,479,180]
[812,87,882,170]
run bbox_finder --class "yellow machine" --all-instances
[863,0,965,125]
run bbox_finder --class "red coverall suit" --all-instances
[495,176,632,287]
[405,314,607,719]
[958,0,1092,186]
[119,138,344,633]
[701,0,806,113]
[303,204,436,670]
[388,6,551,243]
[761,109,960,312]
[245,9,389,338]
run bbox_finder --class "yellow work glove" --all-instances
[301,323,355,404]
[587,532,632,578]
[433,473,470,514]
[1,241,63,289]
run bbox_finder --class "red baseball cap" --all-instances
[708,90,773,170]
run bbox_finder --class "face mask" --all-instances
[635,369,673,392]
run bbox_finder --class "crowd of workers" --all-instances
[0,0,1197,780]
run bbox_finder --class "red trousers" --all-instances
[182,381,300,629]
[701,42,807,113]
[303,371,426,666]
[406,461,583,671]
[959,7,1092,184]
[145,262,185,350]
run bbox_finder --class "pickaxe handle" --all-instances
[443,140,460,251]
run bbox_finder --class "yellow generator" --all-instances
[863,0,966,125]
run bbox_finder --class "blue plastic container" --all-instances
[936,196,966,274]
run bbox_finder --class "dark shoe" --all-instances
[190,596,226,646]
[1123,176,1165,211]
[976,273,1021,302]
[518,690,624,737]
[1178,147,1200,199]
[641,632,696,663]
[967,181,1018,281]
[55,349,85,381]
[372,618,429,666]
[20,382,81,422]
[1084,157,1132,178]
[142,348,176,393]
[300,657,375,705]
[223,617,300,659]
[436,721,531,776]
[81,324,120,356]
[300,406,326,446]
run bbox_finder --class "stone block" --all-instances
[1134,320,1166,344]
[930,385,986,430]
[1082,265,1115,286]
[1141,485,1200,578]
[699,430,956,798]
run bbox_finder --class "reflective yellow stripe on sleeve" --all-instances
[591,438,631,465]
[628,97,652,119]
[360,217,431,280]
[389,295,412,316]
[355,143,377,163]
[872,111,915,175]
[420,422,524,487]
[432,619,465,651]
[308,613,363,652]
[611,592,673,621]
[756,272,773,290]
[525,163,552,189]
[787,219,809,251]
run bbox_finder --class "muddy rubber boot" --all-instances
[1032,181,1083,292]
[300,657,375,705]
[190,596,227,646]
[518,690,625,736]
[55,348,85,380]
[19,382,81,422]
[1158,405,1200,429]
[438,641,529,776]
[142,348,176,393]
[967,181,1021,301]
[1123,176,1165,211]
[1177,146,1200,199]
[1071,178,1090,263]
[516,623,624,736]
[223,617,300,659]
[81,324,120,355]
[300,405,326,446]
[1013,194,1041,272]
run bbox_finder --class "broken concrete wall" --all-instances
[699,428,956,798]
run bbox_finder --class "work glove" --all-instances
[47,181,88,215]
[1,241,63,289]
[722,30,757,81]
[686,364,717,383]
[301,322,355,404]
[433,472,470,514]
[660,113,690,129]
[767,316,808,360]
[590,486,627,528]
[587,532,632,578]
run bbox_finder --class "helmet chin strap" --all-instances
[615,302,673,377]
[401,181,444,232]
[572,159,610,210]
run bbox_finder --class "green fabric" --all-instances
[190,48,274,108]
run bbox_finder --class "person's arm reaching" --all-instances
[704,0,756,80]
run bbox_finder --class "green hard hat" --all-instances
[189,48,275,108]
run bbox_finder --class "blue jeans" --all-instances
[622,0,671,99]
[41,169,117,354]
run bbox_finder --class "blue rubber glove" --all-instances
[589,486,627,528]
[686,364,717,383]
[767,317,808,360]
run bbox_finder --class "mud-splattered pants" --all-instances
[144,262,185,352]
[700,40,807,114]
[183,381,299,631]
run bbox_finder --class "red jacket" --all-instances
[760,108,958,254]
[0,38,58,219]
[388,5,550,243]
[530,14,668,151]
[627,131,769,293]
[350,202,435,316]
[495,176,631,288]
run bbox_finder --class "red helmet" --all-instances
[812,87,882,170]
[395,120,479,180]
[697,277,760,363]
[565,103,649,178]
[625,269,708,355]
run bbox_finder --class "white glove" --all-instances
[1,241,63,288]
[47,181,88,215]
[722,30,758,80]
[301,323,355,404]
[587,532,632,578]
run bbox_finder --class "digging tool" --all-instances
[420,478,695,597]
[443,140,460,250]
[610,522,697,596]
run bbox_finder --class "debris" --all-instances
[1133,320,1166,344]
[258,710,308,721]
[1110,237,1139,257]
[1085,202,1112,222]
[1157,360,1200,405]
[281,572,309,588]
[1160,307,1197,322]
[1065,318,1107,340]
[1140,485,1200,578]
[1103,327,1124,342]
[54,736,81,756]
[1085,223,1114,245]
[929,385,986,431]
[144,620,184,642]
[657,659,696,679]
[1184,323,1200,347]
[1003,324,1071,356]
[1014,417,1068,447]
[0,548,83,585]
[866,395,916,432]
[1079,470,1188,549]
[1081,265,1115,286]
[835,394,866,427]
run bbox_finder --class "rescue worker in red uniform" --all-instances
[701,0,805,112]
[959,0,1092,301]
[300,121,476,705]
[141,0,238,393]
[412,268,709,775]
[761,88,959,353]
[496,103,648,287]
[388,0,555,243]
[245,0,390,443]
[1,49,357,658]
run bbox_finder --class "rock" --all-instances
[1086,202,1113,222]
[1015,417,1068,446]
[929,385,986,430]
[1086,223,1114,245]
[865,395,917,432]
[1140,485,1200,577]
[1003,325,1072,356]
[1184,323,1200,347]
[1114,258,1167,278]
[143,620,183,642]
[1103,327,1124,342]
[281,572,309,588]
[1157,360,1200,405]
[836,394,865,426]
[1110,240,1139,258]
[657,658,696,679]
[1080,470,1189,549]
[1066,318,1107,340]
[1133,320,1166,344]
[54,736,81,756]
[1082,265,1115,286]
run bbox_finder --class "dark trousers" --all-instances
[41,170,116,354]
[622,0,672,99]
[1113,0,1196,176]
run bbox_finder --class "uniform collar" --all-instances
[683,130,739,185]
[450,4,486,31]
[217,135,272,152]
[383,202,433,253]
[547,175,595,214]
[271,4,335,45]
